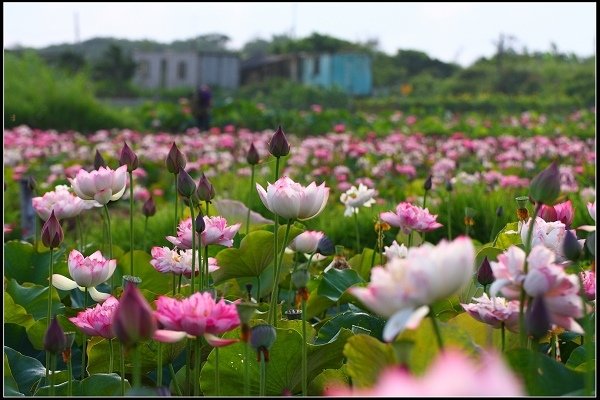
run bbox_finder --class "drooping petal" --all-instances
[87,287,111,302]
[51,274,79,291]
[203,333,239,347]
[153,329,188,343]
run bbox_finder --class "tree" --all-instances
[91,44,136,83]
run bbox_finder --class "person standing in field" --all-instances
[193,84,212,131]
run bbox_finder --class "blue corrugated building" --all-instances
[300,53,372,96]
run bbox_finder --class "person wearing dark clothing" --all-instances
[193,84,212,131]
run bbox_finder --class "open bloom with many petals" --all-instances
[154,292,240,347]
[461,293,520,332]
[289,231,324,253]
[581,270,596,301]
[523,246,584,333]
[52,250,116,302]
[380,202,443,234]
[256,176,329,220]
[340,184,377,217]
[150,246,220,276]
[350,237,475,341]
[325,349,524,396]
[539,200,574,227]
[202,216,241,247]
[520,217,581,262]
[383,240,408,260]
[69,296,119,338]
[69,165,128,205]
[489,246,527,300]
[166,218,195,249]
[32,184,99,221]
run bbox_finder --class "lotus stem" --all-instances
[129,171,134,276]
[246,165,256,235]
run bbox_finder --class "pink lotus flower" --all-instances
[154,292,240,347]
[380,202,443,234]
[523,246,584,333]
[350,237,475,341]
[581,270,595,301]
[32,184,99,221]
[150,246,219,276]
[51,250,116,302]
[539,200,574,227]
[256,176,329,221]
[69,165,128,205]
[69,296,119,338]
[489,246,527,300]
[166,218,196,250]
[201,216,241,247]
[289,231,324,253]
[520,217,581,262]
[325,349,523,396]
[461,293,520,332]
[588,201,596,222]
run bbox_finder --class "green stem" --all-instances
[169,363,183,396]
[244,342,250,396]
[67,353,73,396]
[301,297,308,396]
[205,200,210,217]
[190,202,197,294]
[178,274,182,294]
[174,175,179,234]
[270,219,292,328]
[576,272,594,396]
[215,346,220,396]
[109,338,114,373]
[423,190,428,209]
[259,350,266,397]
[34,215,39,252]
[185,339,191,396]
[353,212,361,252]
[133,344,142,388]
[77,214,84,252]
[408,231,413,248]
[172,274,177,296]
[246,165,256,236]
[501,322,506,353]
[194,336,201,396]
[50,353,56,396]
[447,192,452,240]
[120,342,126,396]
[129,171,134,276]
[269,156,281,324]
[489,215,498,243]
[550,334,557,361]
[46,244,54,385]
[430,312,445,351]
[157,342,163,387]
[203,245,209,291]
[143,216,148,252]
[103,205,113,290]
[81,287,87,380]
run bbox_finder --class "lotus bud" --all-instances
[563,230,581,262]
[424,175,432,191]
[250,324,277,362]
[112,281,157,348]
[196,172,215,202]
[195,212,206,234]
[291,268,310,289]
[525,296,551,340]
[166,143,186,174]
[268,125,290,157]
[529,161,561,205]
[44,316,67,354]
[177,168,196,198]
[142,197,156,217]
[476,256,494,286]
[539,204,558,223]
[41,210,63,249]
[317,235,335,256]
[119,142,139,172]
[247,142,260,165]
[94,150,107,170]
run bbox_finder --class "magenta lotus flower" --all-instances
[289,231,324,253]
[51,250,116,302]
[256,176,329,220]
[201,216,241,247]
[523,246,584,333]
[32,184,99,221]
[520,217,581,262]
[581,270,595,301]
[154,292,240,347]
[69,296,119,338]
[150,246,219,276]
[539,200,574,227]
[69,165,128,205]
[325,349,523,396]
[380,202,443,234]
[461,293,520,332]
[350,237,475,341]
[166,217,195,249]
[489,246,527,300]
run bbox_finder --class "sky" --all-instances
[4,2,596,66]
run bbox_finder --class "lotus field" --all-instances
[3,115,596,397]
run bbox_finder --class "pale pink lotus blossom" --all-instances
[32,184,99,221]
[201,216,241,247]
[256,176,329,221]
[461,293,520,332]
[380,202,443,234]
[166,218,196,250]
[4,224,13,234]
[520,217,581,262]
[326,349,523,396]
[289,231,324,253]
[51,250,116,302]
[69,165,128,205]
[523,246,584,334]
[587,201,596,222]
[154,292,240,347]
[383,240,408,260]
[539,200,574,227]
[150,246,219,276]
[340,183,377,217]
[350,237,475,341]
[69,296,119,338]
[580,270,595,301]
[489,246,527,300]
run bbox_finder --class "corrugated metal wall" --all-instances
[300,53,372,95]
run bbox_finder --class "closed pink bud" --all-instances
[41,210,63,248]
[166,143,186,174]
[112,282,157,348]
[119,142,139,172]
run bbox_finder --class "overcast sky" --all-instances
[4,2,596,66]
